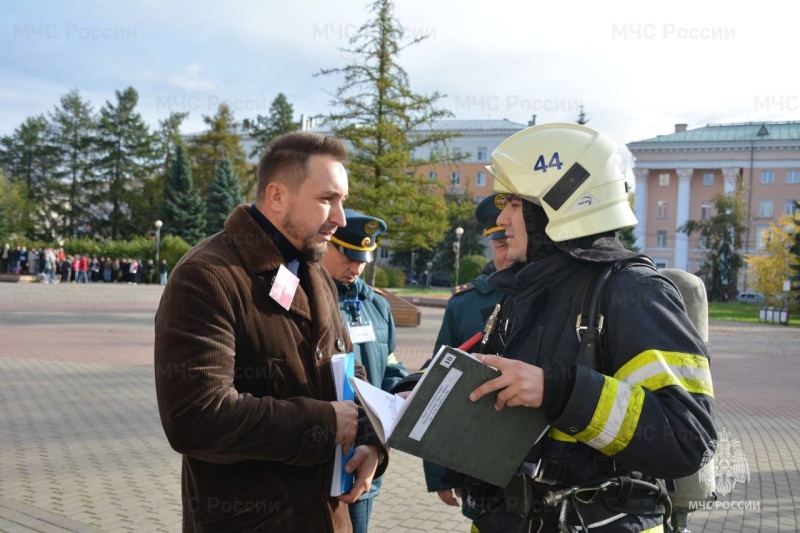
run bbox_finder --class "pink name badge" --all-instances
[269,264,300,311]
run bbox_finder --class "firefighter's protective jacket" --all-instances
[488,250,716,531]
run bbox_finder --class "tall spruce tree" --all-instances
[49,89,97,237]
[316,0,457,261]
[92,87,160,239]
[189,103,249,195]
[244,93,300,159]
[205,158,241,234]
[162,143,207,244]
[158,111,189,177]
[681,191,747,301]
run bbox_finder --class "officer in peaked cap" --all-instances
[330,209,387,263]
[390,194,515,525]
[321,209,408,533]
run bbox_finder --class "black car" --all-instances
[429,272,452,287]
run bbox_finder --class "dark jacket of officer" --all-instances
[335,277,407,502]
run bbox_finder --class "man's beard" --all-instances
[283,211,337,264]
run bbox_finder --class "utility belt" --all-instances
[501,459,670,529]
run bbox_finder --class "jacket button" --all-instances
[311,426,326,443]
[316,348,324,360]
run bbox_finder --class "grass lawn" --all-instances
[384,287,452,298]
[708,302,800,327]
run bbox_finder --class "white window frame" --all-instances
[656,230,667,247]
[451,172,461,186]
[756,225,770,250]
[761,170,774,184]
[658,173,670,187]
[476,172,486,187]
[786,199,798,215]
[657,200,668,219]
[759,200,773,218]
[787,170,800,184]
[701,201,713,220]
[702,172,714,187]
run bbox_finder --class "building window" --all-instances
[477,147,487,161]
[658,173,670,187]
[657,200,668,219]
[476,172,486,187]
[428,170,437,180]
[701,202,713,220]
[786,199,798,215]
[702,172,714,187]
[656,231,667,247]
[788,170,800,184]
[756,225,770,250]
[759,200,773,218]
[451,172,461,186]
[379,248,389,259]
[761,170,774,184]
[655,260,668,269]
[699,236,709,249]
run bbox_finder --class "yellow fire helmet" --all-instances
[486,122,637,242]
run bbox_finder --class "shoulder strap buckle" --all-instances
[575,312,604,343]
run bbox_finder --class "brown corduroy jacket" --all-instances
[154,205,387,532]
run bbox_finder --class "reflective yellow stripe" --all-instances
[548,428,577,442]
[615,350,714,398]
[574,376,644,455]
[641,526,663,533]
[386,352,399,365]
[573,376,616,443]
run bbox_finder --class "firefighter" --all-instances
[467,123,716,532]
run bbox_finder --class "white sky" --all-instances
[2,0,798,150]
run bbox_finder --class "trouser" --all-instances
[348,497,373,533]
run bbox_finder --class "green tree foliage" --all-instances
[433,193,482,272]
[458,254,490,285]
[92,87,160,239]
[49,89,97,237]
[0,115,60,240]
[0,171,31,240]
[790,203,800,296]
[680,191,747,301]
[316,0,456,257]
[158,111,189,177]
[189,103,249,196]
[205,158,241,235]
[162,144,207,244]
[243,93,300,159]
[618,225,639,251]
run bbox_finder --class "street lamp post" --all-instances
[454,226,464,286]
[155,220,163,265]
[783,224,796,311]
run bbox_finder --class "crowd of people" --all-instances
[1,243,168,285]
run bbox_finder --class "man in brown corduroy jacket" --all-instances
[155,132,388,532]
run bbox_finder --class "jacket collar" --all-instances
[224,205,288,276]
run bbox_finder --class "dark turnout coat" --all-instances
[155,206,387,532]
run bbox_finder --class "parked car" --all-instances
[429,272,452,287]
[736,292,765,304]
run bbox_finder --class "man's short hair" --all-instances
[256,132,348,201]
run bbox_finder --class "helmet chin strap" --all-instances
[522,201,559,262]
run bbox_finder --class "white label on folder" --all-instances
[408,368,463,441]
[440,353,456,368]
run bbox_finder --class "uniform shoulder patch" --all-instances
[451,282,475,296]
[369,286,388,297]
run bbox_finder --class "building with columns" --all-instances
[627,121,800,288]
